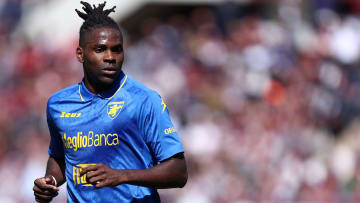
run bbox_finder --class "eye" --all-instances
[112,45,123,53]
[94,46,106,53]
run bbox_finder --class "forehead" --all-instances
[83,27,122,46]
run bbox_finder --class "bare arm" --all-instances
[33,156,66,202]
[45,156,66,186]
[80,153,188,189]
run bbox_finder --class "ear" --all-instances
[76,47,84,63]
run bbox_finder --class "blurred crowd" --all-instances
[2,0,360,202]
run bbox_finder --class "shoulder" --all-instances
[47,84,79,107]
[124,76,161,102]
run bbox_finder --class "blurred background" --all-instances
[1,0,360,202]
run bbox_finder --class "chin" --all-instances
[100,77,116,86]
[100,73,121,85]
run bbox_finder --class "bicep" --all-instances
[160,153,187,171]
[160,152,185,163]
[160,153,187,178]
[157,153,188,187]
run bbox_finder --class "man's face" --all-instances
[77,27,124,92]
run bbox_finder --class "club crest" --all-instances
[107,101,124,119]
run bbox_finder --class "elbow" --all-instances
[177,171,188,188]
[168,153,188,188]
[177,156,188,188]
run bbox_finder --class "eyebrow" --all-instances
[93,42,122,48]
[112,44,123,48]
[93,43,107,47]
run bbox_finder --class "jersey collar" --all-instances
[78,71,127,102]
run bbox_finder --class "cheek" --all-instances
[116,54,124,62]
[85,54,102,65]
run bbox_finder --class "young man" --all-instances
[33,1,187,202]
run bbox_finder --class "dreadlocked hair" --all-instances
[75,1,120,46]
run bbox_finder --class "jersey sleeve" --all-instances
[47,99,65,158]
[139,92,184,162]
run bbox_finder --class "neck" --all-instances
[84,80,104,94]
[83,75,112,95]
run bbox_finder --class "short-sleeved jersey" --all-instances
[47,71,184,202]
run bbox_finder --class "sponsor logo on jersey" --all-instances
[72,163,96,187]
[107,101,124,119]
[164,127,176,135]
[62,131,119,151]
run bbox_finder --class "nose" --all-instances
[104,50,115,63]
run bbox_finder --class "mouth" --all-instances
[102,67,119,76]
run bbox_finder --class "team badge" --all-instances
[107,101,124,119]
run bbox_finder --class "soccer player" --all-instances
[32,1,187,202]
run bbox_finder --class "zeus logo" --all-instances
[60,112,81,118]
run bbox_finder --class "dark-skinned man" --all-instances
[33,1,187,202]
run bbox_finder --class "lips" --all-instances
[102,67,119,75]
